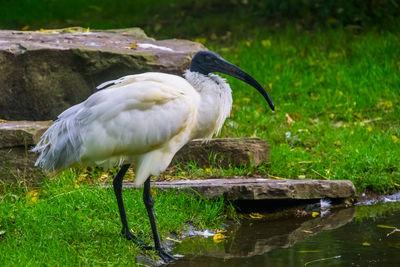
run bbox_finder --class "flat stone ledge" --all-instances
[124,178,356,200]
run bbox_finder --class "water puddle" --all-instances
[169,196,400,266]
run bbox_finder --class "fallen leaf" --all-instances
[302,230,313,233]
[249,212,264,219]
[150,189,157,197]
[213,233,226,243]
[0,230,5,236]
[194,37,207,45]
[393,135,398,144]
[377,224,397,229]
[261,39,271,47]
[129,42,138,49]
[312,212,320,218]
[362,242,371,246]
[387,228,400,237]
[166,237,182,243]
[297,250,320,253]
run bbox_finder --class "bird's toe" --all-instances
[122,228,153,249]
[158,249,175,263]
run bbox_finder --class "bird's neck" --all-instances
[184,71,233,139]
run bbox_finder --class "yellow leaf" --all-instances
[151,189,157,197]
[376,224,397,229]
[285,113,295,125]
[213,233,226,243]
[367,126,372,132]
[194,37,207,45]
[249,212,264,219]
[205,168,211,173]
[129,42,138,49]
[21,25,30,31]
[245,41,252,47]
[297,250,321,253]
[312,212,320,218]
[261,40,271,47]
[362,242,371,246]
[392,135,398,144]
[242,97,251,103]
[88,217,92,222]
[302,230,313,233]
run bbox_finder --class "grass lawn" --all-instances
[0,170,229,265]
[213,28,400,192]
[0,1,399,265]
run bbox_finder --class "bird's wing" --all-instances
[76,73,200,167]
[34,73,200,171]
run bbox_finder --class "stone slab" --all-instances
[124,178,356,200]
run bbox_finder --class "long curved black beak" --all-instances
[190,51,274,111]
[216,59,275,111]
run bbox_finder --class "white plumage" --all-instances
[33,71,232,186]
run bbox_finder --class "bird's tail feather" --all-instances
[31,117,83,171]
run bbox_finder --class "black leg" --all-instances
[113,164,150,248]
[143,177,175,263]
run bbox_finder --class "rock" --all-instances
[0,29,205,120]
[172,138,270,168]
[129,178,356,200]
[0,121,52,148]
[0,121,52,182]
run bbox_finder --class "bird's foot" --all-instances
[157,248,175,263]
[121,228,153,250]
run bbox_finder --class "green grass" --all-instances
[0,1,398,192]
[0,1,399,265]
[162,28,400,193]
[208,28,400,192]
[0,170,229,266]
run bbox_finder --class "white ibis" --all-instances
[32,50,274,262]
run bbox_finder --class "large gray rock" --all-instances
[173,138,270,168]
[0,121,52,182]
[0,28,204,120]
[133,178,356,200]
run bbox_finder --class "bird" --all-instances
[32,50,274,262]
